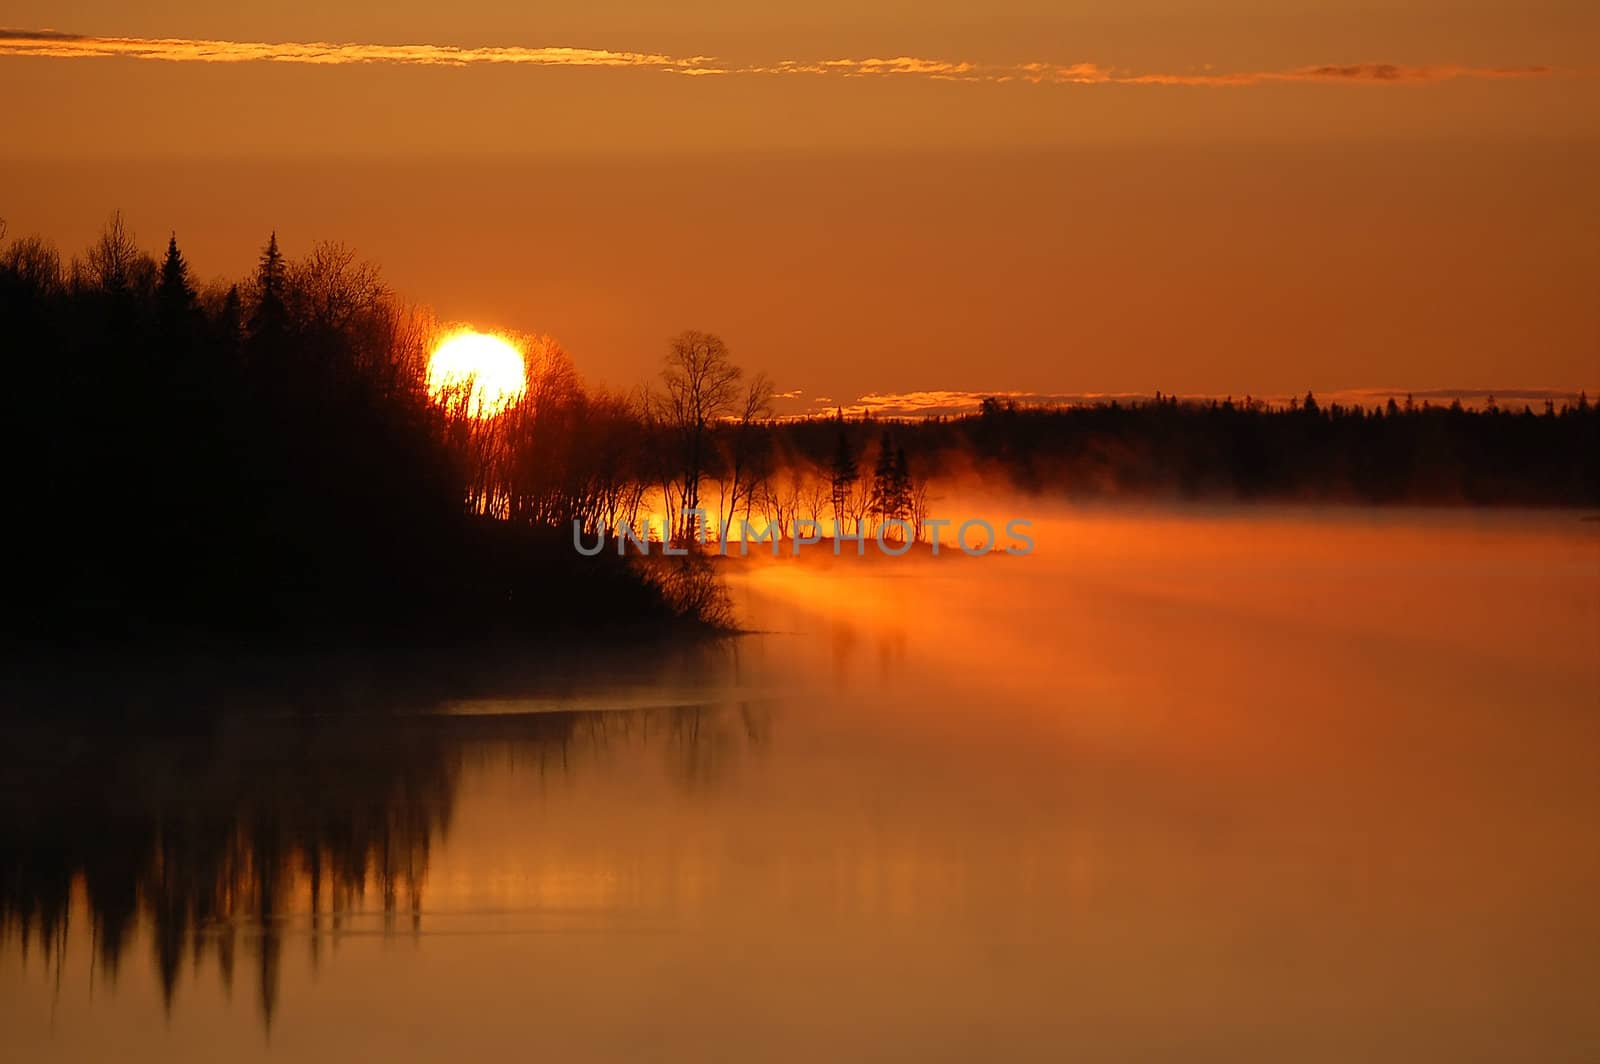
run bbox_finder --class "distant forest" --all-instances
[2,216,1593,638]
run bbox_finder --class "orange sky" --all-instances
[1,1,1595,409]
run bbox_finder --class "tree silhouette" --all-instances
[155,234,197,351]
[828,415,859,531]
[157,235,193,309]
[0,217,734,640]
[0,213,1593,645]
[890,446,913,530]
[716,371,776,536]
[247,230,288,346]
[654,330,742,540]
[78,210,145,295]
[864,433,914,539]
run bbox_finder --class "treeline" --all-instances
[857,391,1599,510]
[0,215,707,641]
[451,325,1597,541]
[560,382,1598,547]
[2,214,1591,642]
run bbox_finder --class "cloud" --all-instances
[1119,62,1554,86]
[750,59,1557,86]
[805,390,1149,418]
[0,29,1568,87]
[0,28,718,73]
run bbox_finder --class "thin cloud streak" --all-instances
[0,29,719,73]
[752,58,1556,85]
[0,29,1563,86]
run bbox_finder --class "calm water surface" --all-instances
[3,508,1597,1062]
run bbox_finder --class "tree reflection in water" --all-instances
[0,642,765,1031]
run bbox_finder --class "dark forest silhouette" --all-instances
[0,215,724,641]
[2,215,1593,640]
[827,390,1598,514]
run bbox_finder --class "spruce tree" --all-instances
[155,233,197,357]
[248,231,287,340]
[828,418,857,532]
[156,235,195,314]
[890,446,912,524]
[870,429,896,527]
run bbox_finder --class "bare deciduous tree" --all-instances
[289,241,386,335]
[75,210,151,295]
[654,330,742,541]
[0,233,62,295]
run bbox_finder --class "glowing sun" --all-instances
[427,331,527,418]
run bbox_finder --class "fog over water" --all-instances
[3,505,1596,1062]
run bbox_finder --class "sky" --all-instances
[1,1,1596,411]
